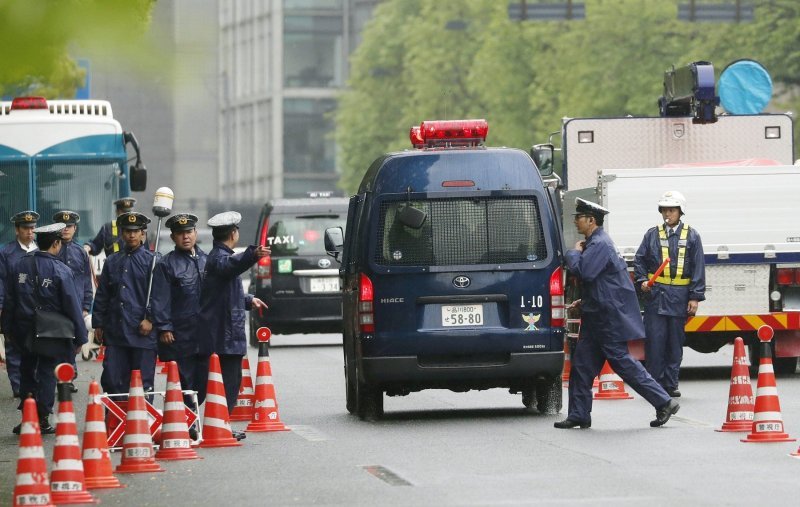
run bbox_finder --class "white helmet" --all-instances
[657,190,686,215]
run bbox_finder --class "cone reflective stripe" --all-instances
[12,398,54,507]
[81,382,123,489]
[742,326,795,443]
[49,364,97,505]
[247,328,289,433]
[593,361,633,400]
[230,356,256,421]
[156,362,201,460]
[116,370,165,472]
[717,337,754,432]
[200,353,242,447]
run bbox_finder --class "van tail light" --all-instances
[550,266,565,328]
[359,273,375,333]
[256,255,272,280]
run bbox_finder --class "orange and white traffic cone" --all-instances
[561,337,571,383]
[717,337,755,432]
[247,327,289,433]
[115,370,165,473]
[593,361,633,400]
[50,363,97,504]
[156,361,201,460]
[81,381,124,489]
[12,397,54,507]
[94,345,104,363]
[742,326,796,443]
[230,356,256,422]
[200,353,242,448]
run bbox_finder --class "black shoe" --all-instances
[12,423,21,435]
[232,430,246,441]
[12,390,20,399]
[667,388,681,398]
[554,418,591,429]
[651,399,680,427]
[39,419,55,435]
[188,426,198,441]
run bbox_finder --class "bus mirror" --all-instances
[130,163,147,191]
[324,227,344,262]
[531,143,554,176]
[397,204,427,229]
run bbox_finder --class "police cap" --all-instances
[33,222,66,241]
[53,210,80,225]
[165,213,198,232]
[572,197,609,219]
[10,210,39,226]
[207,211,241,233]
[114,198,136,211]
[116,212,151,230]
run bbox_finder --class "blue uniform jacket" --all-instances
[151,246,208,359]
[85,221,124,257]
[0,240,36,310]
[633,223,706,318]
[565,227,645,343]
[1,251,88,348]
[56,240,94,312]
[198,243,257,356]
[92,245,158,349]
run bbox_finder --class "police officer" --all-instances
[151,213,208,432]
[0,211,39,398]
[83,197,136,257]
[199,211,268,438]
[92,211,158,394]
[555,198,679,429]
[634,191,705,398]
[2,223,87,434]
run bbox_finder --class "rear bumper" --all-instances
[361,351,563,389]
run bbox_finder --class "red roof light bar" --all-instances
[11,96,48,111]
[410,119,489,148]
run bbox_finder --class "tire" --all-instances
[521,386,535,409]
[535,376,563,415]
[344,350,357,414]
[355,364,383,421]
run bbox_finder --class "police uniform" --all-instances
[2,223,87,432]
[92,212,158,394]
[151,213,209,406]
[634,196,705,397]
[557,198,676,429]
[84,198,136,257]
[0,211,39,397]
[198,211,259,412]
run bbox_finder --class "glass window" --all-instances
[284,15,343,87]
[0,161,31,244]
[283,177,338,198]
[283,98,337,175]
[267,212,346,256]
[284,0,342,9]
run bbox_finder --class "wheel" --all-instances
[355,364,383,421]
[521,386,535,409]
[344,349,357,414]
[535,376,563,415]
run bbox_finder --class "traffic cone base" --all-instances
[717,337,755,433]
[13,398,54,507]
[115,370,165,473]
[156,362,201,460]
[200,354,242,448]
[594,361,633,400]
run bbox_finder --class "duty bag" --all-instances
[25,257,75,358]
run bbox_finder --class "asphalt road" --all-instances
[2,336,800,506]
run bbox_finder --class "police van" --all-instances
[325,119,565,420]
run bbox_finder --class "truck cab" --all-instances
[326,119,565,420]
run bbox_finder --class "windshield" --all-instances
[267,213,345,256]
[375,196,548,267]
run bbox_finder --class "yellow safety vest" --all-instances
[111,220,120,253]
[648,223,690,286]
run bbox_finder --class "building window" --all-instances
[283,98,337,175]
[284,14,343,88]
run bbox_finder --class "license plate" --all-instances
[309,277,339,293]
[441,304,484,327]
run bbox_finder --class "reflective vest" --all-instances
[111,220,120,253]
[648,223,690,286]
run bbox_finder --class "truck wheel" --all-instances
[535,376,563,415]
[521,386,535,409]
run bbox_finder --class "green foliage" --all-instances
[336,0,800,194]
[0,0,156,98]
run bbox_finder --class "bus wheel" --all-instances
[535,376,562,415]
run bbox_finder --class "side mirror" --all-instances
[129,163,147,192]
[531,143,554,176]
[324,227,344,262]
[397,204,427,229]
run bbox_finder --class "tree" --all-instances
[0,0,156,98]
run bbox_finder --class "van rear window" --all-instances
[375,196,547,266]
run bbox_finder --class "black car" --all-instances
[249,197,349,343]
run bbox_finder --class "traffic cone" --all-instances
[593,361,633,400]
[230,356,256,421]
[247,327,289,433]
[81,381,124,489]
[94,345,104,363]
[742,326,795,443]
[12,397,54,507]
[561,337,571,383]
[155,361,201,460]
[156,357,168,375]
[200,353,242,448]
[115,370,165,472]
[50,363,97,504]
[716,337,755,432]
